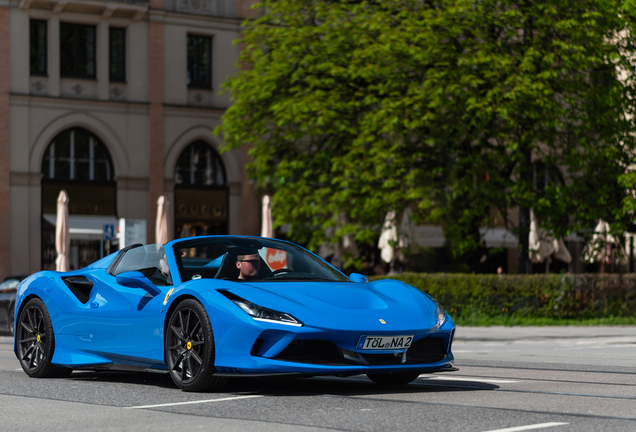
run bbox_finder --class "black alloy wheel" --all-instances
[366,372,421,386]
[16,298,72,378]
[165,299,227,392]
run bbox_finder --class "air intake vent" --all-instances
[406,337,446,364]
[62,276,94,304]
[274,340,343,364]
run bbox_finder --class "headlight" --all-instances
[220,291,304,327]
[433,299,447,327]
[419,291,447,327]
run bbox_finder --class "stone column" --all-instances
[240,146,260,236]
[148,1,165,243]
[236,0,261,236]
[97,21,109,100]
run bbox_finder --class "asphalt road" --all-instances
[2,326,636,432]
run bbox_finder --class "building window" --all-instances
[42,128,113,181]
[30,19,47,76]
[175,141,226,186]
[174,141,228,238]
[109,27,126,82]
[60,23,96,79]
[187,35,212,89]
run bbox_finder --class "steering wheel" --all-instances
[264,268,292,279]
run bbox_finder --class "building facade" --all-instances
[1,0,261,278]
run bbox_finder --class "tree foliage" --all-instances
[218,0,636,270]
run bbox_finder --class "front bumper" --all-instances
[212,316,456,376]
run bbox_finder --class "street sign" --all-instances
[118,219,147,248]
[104,224,115,241]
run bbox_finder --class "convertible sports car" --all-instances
[14,236,456,391]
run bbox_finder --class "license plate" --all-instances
[358,335,414,350]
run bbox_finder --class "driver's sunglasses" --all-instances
[239,259,260,263]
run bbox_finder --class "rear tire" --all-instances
[165,299,227,392]
[16,298,73,378]
[366,372,421,386]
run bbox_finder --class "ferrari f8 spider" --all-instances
[14,236,456,391]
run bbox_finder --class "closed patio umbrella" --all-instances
[261,195,273,238]
[529,209,572,266]
[379,210,397,264]
[55,190,70,272]
[583,219,626,271]
[156,195,169,244]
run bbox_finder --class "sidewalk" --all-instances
[453,326,636,369]
[455,325,636,342]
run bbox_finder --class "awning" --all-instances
[411,225,518,248]
[481,227,518,248]
[43,214,119,241]
[413,225,446,248]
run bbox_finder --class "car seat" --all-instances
[214,254,239,279]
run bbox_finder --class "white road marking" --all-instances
[454,350,495,352]
[125,395,263,409]
[418,376,519,384]
[315,374,519,385]
[481,422,569,432]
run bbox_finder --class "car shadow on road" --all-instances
[65,371,499,395]
[224,374,499,396]
[68,370,179,390]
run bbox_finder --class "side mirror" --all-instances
[349,273,368,283]
[116,271,161,296]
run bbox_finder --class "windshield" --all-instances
[112,244,172,286]
[174,237,348,283]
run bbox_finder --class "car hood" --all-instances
[211,278,438,331]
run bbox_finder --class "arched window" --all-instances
[174,141,228,238]
[40,127,117,271]
[42,128,113,181]
[175,141,226,186]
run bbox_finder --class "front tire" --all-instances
[16,298,73,378]
[166,299,227,392]
[367,372,421,386]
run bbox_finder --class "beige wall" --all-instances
[7,0,248,277]
[163,14,239,108]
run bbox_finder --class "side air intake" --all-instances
[62,276,94,304]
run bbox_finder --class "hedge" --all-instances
[372,273,636,322]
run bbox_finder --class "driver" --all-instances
[235,253,261,280]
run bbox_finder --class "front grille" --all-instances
[270,336,446,366]
[406,337,446,363]
[274,340,343,364]
[360,353,403,365]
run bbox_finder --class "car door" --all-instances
[82,245,172,366]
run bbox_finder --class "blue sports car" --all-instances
[14,236,456,391]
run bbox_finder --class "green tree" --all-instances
[218,0,636,272]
